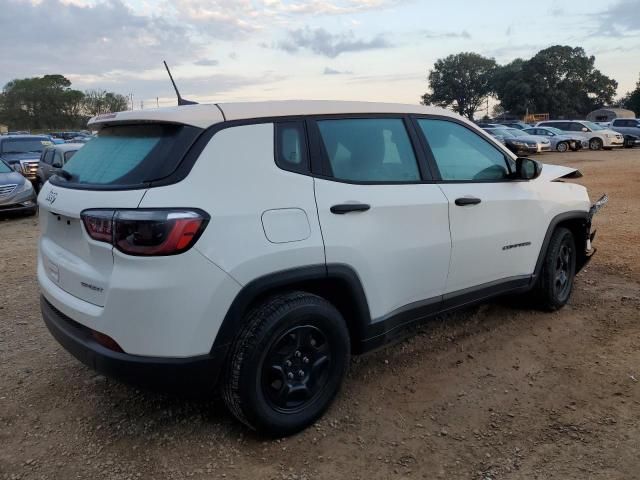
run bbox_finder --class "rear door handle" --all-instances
[330,203,371,214]
[455,197,482,206]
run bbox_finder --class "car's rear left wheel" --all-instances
[222,291,350,436]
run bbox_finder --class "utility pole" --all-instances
[129,93,134,110]
[156,97,159,108]
[140,100,144,110]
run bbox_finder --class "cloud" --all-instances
[323,67,353,75]
[593,0,640,36]
[194,59,220,66]
[69,71,285,103]
[277,27,392,58]
[423,30,471,39]
[0,0,201,85]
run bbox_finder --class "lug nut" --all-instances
[285,360,292,367]
[287,372,294,379]
[298,370,305,378]
[310,338,316,347]
[295,350,301,357]
[302,357,309,364]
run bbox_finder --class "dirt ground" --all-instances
[1,148,639,480]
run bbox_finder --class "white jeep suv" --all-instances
[38,101,606,436]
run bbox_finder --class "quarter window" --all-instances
[417,119,510,181]
[275,122,308,174]
[316,118,421,182]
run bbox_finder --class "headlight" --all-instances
[18,180,34,193]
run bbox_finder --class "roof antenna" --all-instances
[163,60,198,106]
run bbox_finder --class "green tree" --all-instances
[422,52,497,120]
[0,75,86,130]
[492,46,618,118]
[83,89,129,116]
[618,74,640,115]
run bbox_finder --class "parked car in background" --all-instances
[523,127,587,152]
[35,143,83,191]
[0,135,52,182]
[483,127,551,154]
[498,121,529,130]
[535,120,624,150]
[610,118,640,137]
[0,159,36,215]
[622,134,640,148]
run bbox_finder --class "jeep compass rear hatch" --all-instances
[39,123,202,306]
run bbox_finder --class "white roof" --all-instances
[88,100,462,129]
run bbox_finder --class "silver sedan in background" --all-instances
[0,159,37,216]
[523,127,588,152]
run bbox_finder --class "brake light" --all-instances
[81,209,209,256]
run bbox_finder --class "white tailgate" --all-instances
[38,183,147,306]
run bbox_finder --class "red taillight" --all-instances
[81,209,209,256]
[91,330,124,353]
[82,210,114,243]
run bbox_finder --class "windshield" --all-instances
[0,138,51,154]
[544,127,563,135]
[583,121,605,131]
[487,128,516,138]
[0,160,12,173]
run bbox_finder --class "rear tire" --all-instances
[535,227,576,311]
[222,292,350,436]
[556,141,569,153]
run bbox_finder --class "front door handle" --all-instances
[455,197,481,206]
[330,203,371,214]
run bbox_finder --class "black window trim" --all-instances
[410,114,517,184]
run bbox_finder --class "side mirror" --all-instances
[581,127,589,132]
[515,157,542,180]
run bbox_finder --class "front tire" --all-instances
[589,138,603,150]
[536,227,576,311]
[222,292,350,436]
[556,141,569,152]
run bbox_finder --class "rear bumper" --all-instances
[41,296,228,389]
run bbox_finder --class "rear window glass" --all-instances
[0,138,51,154]
[56,124,200,188]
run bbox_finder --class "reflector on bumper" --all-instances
[589,194,608,219]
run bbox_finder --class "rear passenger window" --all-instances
[316,118,421,182]
[275,122,308,174]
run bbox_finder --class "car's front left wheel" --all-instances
[222,291,350,436]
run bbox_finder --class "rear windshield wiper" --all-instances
[56,170,75,181]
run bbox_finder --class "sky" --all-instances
[1,0,639,110]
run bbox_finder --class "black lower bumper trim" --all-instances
[41,296,227,391]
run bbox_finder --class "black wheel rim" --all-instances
[261,325,331,413]
[554,241,574,300]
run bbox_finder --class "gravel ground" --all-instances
[1,148,639,480]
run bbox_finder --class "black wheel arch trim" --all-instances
[531,210,590,284]
[211,264,372,355]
